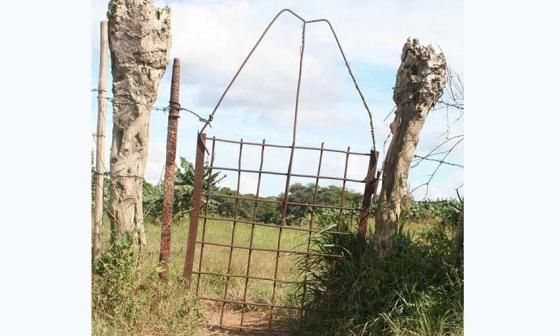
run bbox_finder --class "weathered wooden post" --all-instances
[93,20,108,258]
[159,58,181,280]
[106,0,171,249]
[373,38,447,257]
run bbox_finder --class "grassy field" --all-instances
[141,218,309,308]
[96,215,335,313]
[93,214,443,335]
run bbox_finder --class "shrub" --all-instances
[92,236,204,335]
[294,221,463,336]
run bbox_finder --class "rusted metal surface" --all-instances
[194,240,343,259]
[337,146,351,231]
[198,215,352,235]
[182,132,206,283]
[206,166,367,183]
[299,142,324,318]
[201,193,361,211]
[159,58,181,280]
[193,270,317,285]
[220,139,244,325]
[358,150,379,243]
[269,142,296,328]
[212,137,370,155]
[240,139,266,326]
[195,137,216,294]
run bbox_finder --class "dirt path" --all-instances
[200,309,291,336]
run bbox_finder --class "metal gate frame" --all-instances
[180,8,381,334]
[182,132,378,333]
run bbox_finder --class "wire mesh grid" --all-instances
[184,134,376,333]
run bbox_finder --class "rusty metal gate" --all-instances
[182,133,378,333]
[180,8,380,334]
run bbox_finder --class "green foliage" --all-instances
[92,235,142,325]
[143,181,164,222]
[212,182,363,225]
[294,220,463,335]
[92,235,204,335]
[403,199,461,225]
[142,157,225,222]
[283,183,362,225]
[142,165,366,227]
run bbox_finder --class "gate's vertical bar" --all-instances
[337,146,351,231]
[240,139,266,327]
[269,142,296,329]
[159,58,181,280]
[195,137,216,295]
[183,133,207,284]
[220,139,244,326]
[328,146,351,305]
[299,142,324,319]
[93,20,108,259]
[357,150,379,244]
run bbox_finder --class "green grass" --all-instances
[294,220,464,336]
[141,219,310,305]
[93,213,449,335]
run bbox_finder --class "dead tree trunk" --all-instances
[373,39,446,257]
[107,0,171,248]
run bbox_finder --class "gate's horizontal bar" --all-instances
[196,240,344,258]
[208,324,290,333]
[193,270,317,285]
[211,136,371,156]
[206,165,367,183]
[207,324,290,333]
[199,215,353,236]
[201,192,361,212]
[198,296,301,310]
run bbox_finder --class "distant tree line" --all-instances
[141,157,364,225]
[92,157,459,227]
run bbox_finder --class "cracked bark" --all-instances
[373,39,447,257]
[107,0,171,248]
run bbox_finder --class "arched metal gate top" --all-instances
[200,8,377,152]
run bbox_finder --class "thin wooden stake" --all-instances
[93,20,108,259]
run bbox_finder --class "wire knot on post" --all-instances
[168,100,181,118]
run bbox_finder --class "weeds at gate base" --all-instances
[92,235,205,335]
[294,209,463,336]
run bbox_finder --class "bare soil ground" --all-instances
[201,309,292,336]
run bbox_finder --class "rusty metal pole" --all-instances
[93,20,108,259]
[159,58,181,280]
[357,150,379,244]
[183,132,206,284]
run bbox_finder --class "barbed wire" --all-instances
[91,89,212,124]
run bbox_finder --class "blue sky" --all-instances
[91,0,464,199]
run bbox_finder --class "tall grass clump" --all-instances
[295,211,463,336]
[92,235,204,335]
